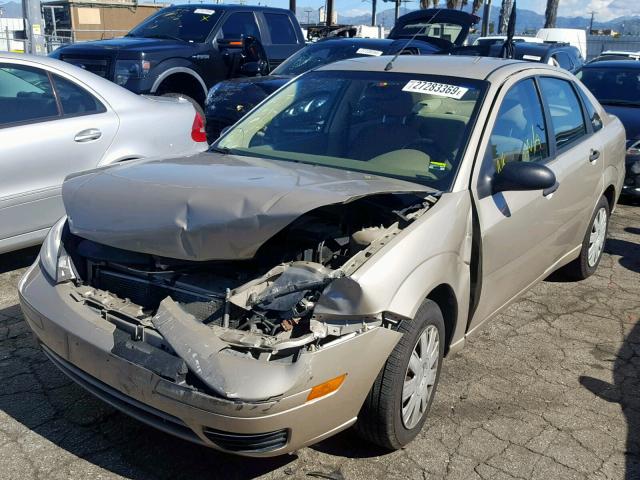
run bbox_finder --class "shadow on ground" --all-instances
[580,316,640,479]
[0,246,38,275]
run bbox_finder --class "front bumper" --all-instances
[18,261,400,457]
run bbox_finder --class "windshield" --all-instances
[272,42,387,76]
[395,22,463,44]
[216,70,486,190]
[127,7,222,43]
[577,67,640,106]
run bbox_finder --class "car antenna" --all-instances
[385,9,443,71]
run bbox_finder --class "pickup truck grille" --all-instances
[60,56,111,79]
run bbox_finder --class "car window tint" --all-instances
[554,52,573,70]
[539,77,587,149]
[220,12,260,40]
[264,13,297,44]
[487,78,549,172]
[0,64,59,126]
[576,86,603,132]
[52,75,104,116]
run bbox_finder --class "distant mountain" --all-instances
[297,4,640,36]
[0,1,22,18]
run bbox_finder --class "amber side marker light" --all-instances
[306,374,347,402]
[228,41,243,46]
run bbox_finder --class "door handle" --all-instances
[589,149,600,162]
[74,128,102,143]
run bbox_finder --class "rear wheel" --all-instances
[355,299,444,450]
[563,195,610,280]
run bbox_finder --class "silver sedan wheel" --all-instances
[588,207,607,267]
[401,325,440,429]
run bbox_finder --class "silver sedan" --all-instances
[0,52,208,254]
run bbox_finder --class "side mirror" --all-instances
[240,60,267,76]
[492,161,557,194]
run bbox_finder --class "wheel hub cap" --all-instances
[588,207,607,268]
[401,325,440,429]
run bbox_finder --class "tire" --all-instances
[355,299,445,450]
[562,195,610,280]
[160,93,205,125]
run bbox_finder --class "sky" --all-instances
[215,0,640,22]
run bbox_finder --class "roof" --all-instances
[316,54,550,81]
[160,3,292,13]
[582,59,640,69]
[316,38,394,48]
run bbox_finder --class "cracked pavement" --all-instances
[0,202,638,480]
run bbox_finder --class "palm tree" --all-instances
[460,0,469,9]
[498,0,512,34]
[420,0,440,7]
[446,0,459,8]
[472,0,483,14]
[544,0,559,27]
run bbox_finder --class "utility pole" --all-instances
[326,0,334,27]
[481,0,492,36]
[22,0,46,54]
[371,0,377,27]
[394,0,400,21]
[589,11,595,33]
[289,0,296,14]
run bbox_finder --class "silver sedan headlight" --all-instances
[40,216,76,284]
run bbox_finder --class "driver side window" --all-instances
[220,12,261,40]
[486,78,549,174]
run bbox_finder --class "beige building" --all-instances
[42,0,167,41]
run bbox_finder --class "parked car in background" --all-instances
[577,60,640,198]
[19,55,624,457]
[536,28,587,60]
[51,5,305,111]
[205,37,440,141]
[472,35,543,47]
[0,53,207,254]
[205,8,480,141]
[589,50,640,63]
[451,41,583,73]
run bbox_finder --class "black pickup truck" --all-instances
[50,4,305,109]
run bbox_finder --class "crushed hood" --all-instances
[62,153,430,261]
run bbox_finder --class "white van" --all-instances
[536,28,587,60]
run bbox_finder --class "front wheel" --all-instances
[562,195,610,280]
[355,299,445,450]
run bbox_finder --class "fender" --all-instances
[149,63,208,98]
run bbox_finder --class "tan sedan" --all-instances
[19,55,625,456]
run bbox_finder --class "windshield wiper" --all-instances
[599,99,640,107]
[209,145,231,154]
[142,34,185,42]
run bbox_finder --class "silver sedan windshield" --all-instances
[216,70,486,190]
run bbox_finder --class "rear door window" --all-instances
[539,77,587,149]
[52,75,106,117]
[220,12,261,40]
[486,78,549,173]
[0,64,59,126]
[264,13,297,44]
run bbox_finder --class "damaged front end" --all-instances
[44,191,439,404]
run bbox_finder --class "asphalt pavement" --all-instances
[0,201,638,480]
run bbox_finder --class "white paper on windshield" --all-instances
[356,48,383,56]
[522,54,542,61]
[402,80,469,99]
[194,8,215,15]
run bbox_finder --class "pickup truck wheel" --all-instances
[355,299,444,450]
[563,195,610,280]
[160,93,205,125]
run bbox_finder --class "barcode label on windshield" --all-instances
[402,80,468,99]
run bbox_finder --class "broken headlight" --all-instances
[40,216,76,284]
